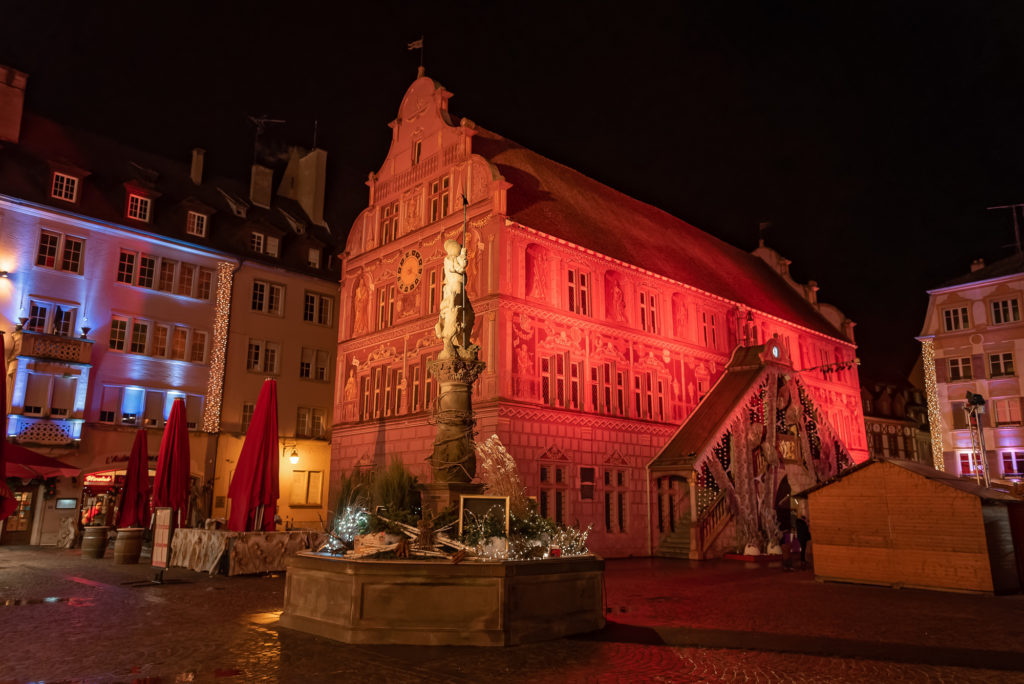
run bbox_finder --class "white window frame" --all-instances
[305,291,334,326]
[186,211,208,237]
[170,327,189,360]
[991,298,1020,325]
[943,306,970,332]
[948,357,972,381]
[129,319,150,354]
[241,401,255,433]
[246,339,279,374]
[197,268,214,300]
[252,280,284,315]
[36,230,84,275]
[189,331,208,364]
[127,193,152,222]
[51,172,79,202]
[429,175,451,222]
[109,317,129,351]
[308,247,322,269]
[990,352,1015,378]
[1002,451,1024,476]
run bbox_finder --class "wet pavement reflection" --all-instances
[1,547,1023,683]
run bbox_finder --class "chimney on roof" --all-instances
[190,148,205,185]
[970,258,986,272]
[0,64,28,144]
[277,147,327,228]
[250,164,273,209]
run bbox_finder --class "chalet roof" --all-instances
[937,252,1024,289]
[0,113,342,280]
[796,458,1021,502]
[471,127,845,341]
[648,345,772,472]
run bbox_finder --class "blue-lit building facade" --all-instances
[0,64,340,544]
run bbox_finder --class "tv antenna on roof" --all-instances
[986,203,1024,255]
[247,114,286,163]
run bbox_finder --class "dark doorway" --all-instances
[1,484,37,545]
[774,475,792,530]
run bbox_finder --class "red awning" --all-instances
[4,443,80,478]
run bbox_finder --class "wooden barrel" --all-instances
[113,527,144,564]
[81,526,110,559]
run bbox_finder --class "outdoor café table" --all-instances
[170,528,233,574]
[170,528,323,576]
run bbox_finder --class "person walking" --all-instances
[795,514,811,569]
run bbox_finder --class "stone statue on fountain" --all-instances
[434,239,477,361]
[425,238,486,495]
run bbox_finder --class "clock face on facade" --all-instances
[397,250,423,292]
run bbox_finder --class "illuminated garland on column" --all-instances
[921,339,945,470]
[202,262,235,433]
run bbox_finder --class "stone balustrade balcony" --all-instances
[11,330,94,365]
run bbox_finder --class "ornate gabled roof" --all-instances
[648,340,853,474]
[648,348,768,473]
[470,127,846,341]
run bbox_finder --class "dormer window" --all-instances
[308,248,321,269]
[412,140,422,165]
[51,172,79,202]
[251,231,279,257]
[186,211,208,237]
[127,194,152,222]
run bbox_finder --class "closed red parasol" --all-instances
[0,331,16,521]
[116,429,151,529]
[152,398,191,527]
[227,379,280,531]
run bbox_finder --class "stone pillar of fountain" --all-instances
[420,238,486,516]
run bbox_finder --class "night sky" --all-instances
[3,2,1023,382]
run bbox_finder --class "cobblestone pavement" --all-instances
[1,548,1023,683]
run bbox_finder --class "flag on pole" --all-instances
[407,38,424,50]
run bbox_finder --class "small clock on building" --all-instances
[397,249,423,292]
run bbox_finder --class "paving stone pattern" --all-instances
[1,548,1023,683]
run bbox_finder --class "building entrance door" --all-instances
[1,485,37,545]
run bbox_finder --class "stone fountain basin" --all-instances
[279,551,605,646]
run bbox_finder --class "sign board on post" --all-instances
[458,495,510,537]
[152,507,175,570]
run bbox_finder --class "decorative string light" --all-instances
[921,339,945,470]
[202,261,235,432]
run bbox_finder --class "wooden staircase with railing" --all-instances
[655,513,691,558]
[655,489,733,560]
[691,490,731,559]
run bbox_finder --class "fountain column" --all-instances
[420,238,486,515]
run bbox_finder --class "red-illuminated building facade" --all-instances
[333,72,867,557]
[0,65,340,545]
